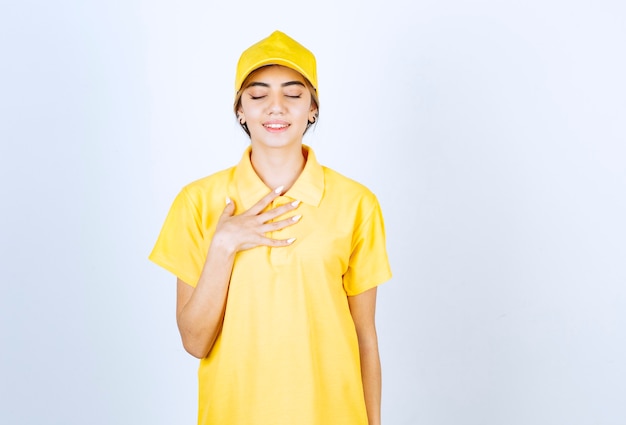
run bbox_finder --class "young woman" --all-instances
[150,31,392,425]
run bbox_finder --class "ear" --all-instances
[237,110,246,124]
[308,105,318,123]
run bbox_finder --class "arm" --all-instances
[175,240,236,358]
[176,188,301,358]
[348,287,381,425]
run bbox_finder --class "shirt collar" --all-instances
[233,144,324,210]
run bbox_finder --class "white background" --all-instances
[1,1,625,424]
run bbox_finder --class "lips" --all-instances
[263,120,290,132]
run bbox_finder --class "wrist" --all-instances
[209,234,238,259]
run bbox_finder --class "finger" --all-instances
[246,186,284,216]
[258,235,297,248]
[260,214,302,232]
[259,199,301,223]
[219,197,236,219]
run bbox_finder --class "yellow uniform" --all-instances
[150,145,392,425]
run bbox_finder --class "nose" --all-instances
[266,93,285,115]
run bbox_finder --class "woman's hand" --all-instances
[211,186,302,254]
[176,186,302,358]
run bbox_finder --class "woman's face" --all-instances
[238,65,318,149]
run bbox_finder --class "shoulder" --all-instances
[322,166,379,209]
[179,166,236,203]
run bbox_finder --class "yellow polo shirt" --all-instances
[150,145,392,425]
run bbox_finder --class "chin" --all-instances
[251,133,303,150]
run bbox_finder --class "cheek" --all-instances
[294,103,313,117]
[239,103,261,119]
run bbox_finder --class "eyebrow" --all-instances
[247,81,306,88]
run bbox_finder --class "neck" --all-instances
[249,142,307,191]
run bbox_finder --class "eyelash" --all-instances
[249,95,302,100]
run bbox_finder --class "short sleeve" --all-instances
[149,188,206,286]
[342,199,392,296]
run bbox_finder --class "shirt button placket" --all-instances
[269,195,291,266]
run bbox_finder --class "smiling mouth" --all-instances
[263,123,289,129]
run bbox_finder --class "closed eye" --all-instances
[249,95,266,100]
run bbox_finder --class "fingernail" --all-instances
[292,214,302,222]
[225,196,231,205]
[287,237,296,244]
[274,185,285,194]
[291,200,301,207]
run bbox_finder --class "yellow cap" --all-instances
[235,31,318,97]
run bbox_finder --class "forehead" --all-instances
[246,65,307,85]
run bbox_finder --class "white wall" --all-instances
[1,1,625,424]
